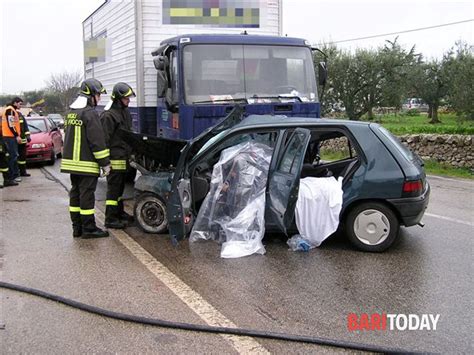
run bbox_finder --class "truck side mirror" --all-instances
[153,55,168,71]
[157,71,168,98]
[318,62,327,86]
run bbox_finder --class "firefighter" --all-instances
[60,78,111,239]
[100,82,136,229]
[1,97,23,185]
[0,132,10,188]
[17,110,31,176]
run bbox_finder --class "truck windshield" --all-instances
[183,44,318,105]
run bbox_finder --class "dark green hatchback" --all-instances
[130,110,430,252]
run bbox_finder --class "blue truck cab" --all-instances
[151,33,322,140]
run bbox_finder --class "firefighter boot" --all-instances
[118,200,134,225]
[81,214,109,239]
[105,205,126,229]
[70,211,82,238]
[19,163,30,177]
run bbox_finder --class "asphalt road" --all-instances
[1,161,472,354]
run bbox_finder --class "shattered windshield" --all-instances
[183,44,318,105]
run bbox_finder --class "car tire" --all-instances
[134,192,168,234]
[345,202,399,252]
[47,150,56,165]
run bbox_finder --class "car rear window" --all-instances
[377,126,414,161]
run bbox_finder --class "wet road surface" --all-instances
[1,162,472,353]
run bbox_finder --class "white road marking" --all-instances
[424,212,474,227]
[95,210,269,354]
[427,175,474,185]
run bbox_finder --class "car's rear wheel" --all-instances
[345,202,399,252]
[134,192,168,234]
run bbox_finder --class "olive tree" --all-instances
[410,58,449,123]
[444,42,474,120]
[320,39,416,120]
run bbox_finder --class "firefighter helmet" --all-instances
[111,82,136,100]
[80,78,107,96]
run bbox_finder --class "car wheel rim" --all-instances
[140,200,164,228]
[353,209,390,245]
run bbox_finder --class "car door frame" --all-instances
[265,127,311,235]
[167,106,245,243]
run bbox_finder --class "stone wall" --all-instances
[399,134,473,169]
[322,134,474,169]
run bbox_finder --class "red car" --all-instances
[26,116,63,164]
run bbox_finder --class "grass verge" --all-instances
[424,160,473,180]
[374,113,474,135]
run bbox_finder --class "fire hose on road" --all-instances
[0,280,424,354]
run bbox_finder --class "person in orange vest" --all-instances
[1,97,23,185]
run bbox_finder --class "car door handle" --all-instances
[286,180,291,186]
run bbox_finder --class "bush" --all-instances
[403,109,420,116]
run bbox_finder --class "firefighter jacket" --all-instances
[1,106,20,138]
[60,104,110,176]
[18,112,30,144]
[100,101,132,171]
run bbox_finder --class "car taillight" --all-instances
[402,180,423,197]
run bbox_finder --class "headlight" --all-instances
[31,143,46,148]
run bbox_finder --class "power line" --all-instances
[323,19,473,45]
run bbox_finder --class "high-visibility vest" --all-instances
[1,105,20,137]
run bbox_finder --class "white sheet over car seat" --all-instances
[295,176,343,247]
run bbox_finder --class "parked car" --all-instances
[26,116,63,165]
[402,98,429,112]
[125,109,430,252]
[47,113,64,129]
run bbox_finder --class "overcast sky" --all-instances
[1,0,472,94]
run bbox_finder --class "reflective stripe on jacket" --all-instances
[60,105,110,176]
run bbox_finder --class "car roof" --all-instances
[232,115,370,131]
[27,116,47,120]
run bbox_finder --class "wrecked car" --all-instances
[123,108,430,252]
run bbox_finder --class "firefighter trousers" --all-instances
[69,174,98,231]
[18,143,27,175]
[4,137,19,180]
[105,170,126,222]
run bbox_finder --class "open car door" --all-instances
[266,128,311,235]
[167,106,245,244]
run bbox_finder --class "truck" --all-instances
[83,0,325,141]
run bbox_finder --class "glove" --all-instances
[101,164,112,177]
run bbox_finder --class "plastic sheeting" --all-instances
[190,141,273,258]
[293,176,344,248]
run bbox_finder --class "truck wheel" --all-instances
[134,193,168,234]
[345,202,399,252]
